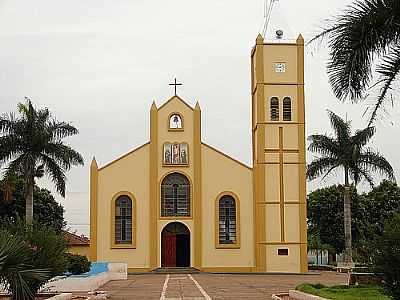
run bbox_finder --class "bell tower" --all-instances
[251,30,307,272]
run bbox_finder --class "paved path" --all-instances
[98,271,348,300]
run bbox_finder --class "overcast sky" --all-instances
[1,0,399,236]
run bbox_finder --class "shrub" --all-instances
[65,253,91,275]
[372,212,400,299]
[0,230,50,300]
[312,283,326,289]
[26,226,68,276]
[0,220,68,293]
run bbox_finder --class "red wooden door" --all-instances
[161,233,176,267]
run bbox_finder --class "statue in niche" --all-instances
[169,114,182,129]
[164,143,172,164]
[163,142,189,165]
[172,143,180,164]
[180,144,188,164]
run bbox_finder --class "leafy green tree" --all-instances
[0,98,84,225]
[307,110,395,263]
[310,0,400,125]
[372,212,400,299]
[363,180,400,234]
[308,185,361,255]
[0,230,49,300]
[308,231,336,265]
[308,181,400,264]
[357,180,400,261]
[0,177,65,231]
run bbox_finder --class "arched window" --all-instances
[270,97,279,121]
[115,195,133,244]
[161,173,190,217]
[283,97,291,121]
[169,113,183,129]
[218,195,237,245]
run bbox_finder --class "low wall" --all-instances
[272,291,328,300]
[272,293,290,300]
[107,263,127,280]
[289,290,328,300]
[0,293,72,300]
[46,293,73,300]
[349,273,382,285]
[41,263,127,293]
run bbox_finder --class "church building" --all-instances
[88,23,307,273]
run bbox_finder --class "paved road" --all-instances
[98,271,348,300]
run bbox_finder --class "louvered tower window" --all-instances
[115,196,132,244]
[270,97,279,121]
[219,195,236,244]
[161,173,190,217]
[283,97,292,121]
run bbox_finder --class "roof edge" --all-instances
[157,95,194,111]
[98,142,150,171]
[63,230,90,246]
[201,142,253,171]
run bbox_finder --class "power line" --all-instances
[262,0,278,38]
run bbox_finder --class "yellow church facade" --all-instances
[89,34,307,273]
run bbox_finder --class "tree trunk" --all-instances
[25,178,34,225]
[343,170,353,263]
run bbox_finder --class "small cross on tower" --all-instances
[169,78,182,96]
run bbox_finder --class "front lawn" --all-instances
[296,283,391,300]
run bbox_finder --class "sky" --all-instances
[1,0,399,236]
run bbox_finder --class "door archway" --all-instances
[161,222,190,268]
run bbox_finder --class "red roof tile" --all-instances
[63,230,90,246]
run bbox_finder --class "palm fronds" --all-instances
[0,230,49,300]
[309,0,400,125]
[0,98,84,224]
[307,157,339,181]
[307,110,395,186]
[368,45,400,126]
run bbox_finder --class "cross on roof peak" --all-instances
[169,78,182,96]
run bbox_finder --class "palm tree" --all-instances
[307,110,395,263]
[309,0,400,126]
[0,98,84,225]
[0,230,50,300]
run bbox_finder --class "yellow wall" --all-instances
[156,97,196,267]
[201,144,254,268]
[91,35,307,274]
[265,203,280,241]
[68,245,91,258]
[263,45,298,84]
[96,144,150,268]
[264,85,298,123]
[157,98,194,178]
[285,204,300,242]
[252,34,307,273]
[265,244,301,273]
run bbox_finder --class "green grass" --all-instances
[296,283,391,300]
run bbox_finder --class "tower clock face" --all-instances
[275,63,286,73]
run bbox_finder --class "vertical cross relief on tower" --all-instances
[251,16,307,272]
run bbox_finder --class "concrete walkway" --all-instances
[98,271,348,300]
